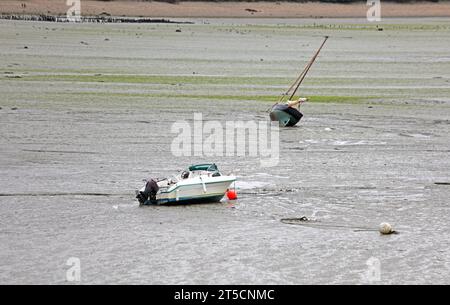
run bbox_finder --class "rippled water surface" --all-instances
[0,18,449,284]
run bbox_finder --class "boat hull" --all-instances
[269,104,303,127]
[142,177,235,205]
[143,194,225,205]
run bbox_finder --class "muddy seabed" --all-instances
[0,18,449,284]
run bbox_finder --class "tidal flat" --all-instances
[0,18,449,284]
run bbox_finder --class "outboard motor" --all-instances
[136,178,159,204]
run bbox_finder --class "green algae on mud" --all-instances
[8,74,290,86]
[67,92,369,104]
[9,74,450,88]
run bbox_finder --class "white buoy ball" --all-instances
[379,222,393,234]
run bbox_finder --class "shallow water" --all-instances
[0,18,449,284]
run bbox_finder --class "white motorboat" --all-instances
[136,164,236,205]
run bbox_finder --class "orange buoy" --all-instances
[226,189,237,200]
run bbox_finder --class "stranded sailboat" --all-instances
[269,36,329,127]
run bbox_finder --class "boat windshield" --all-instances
[170,164,221,182]
[188,164,218,172]
[187,170,221,178]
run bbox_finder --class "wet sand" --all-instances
[0,18,449,284]
[2,0,450,18]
